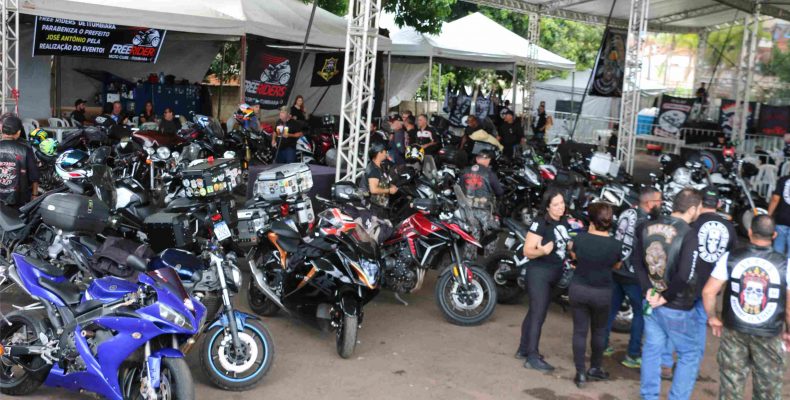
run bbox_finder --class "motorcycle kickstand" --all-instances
[394,293,409,307]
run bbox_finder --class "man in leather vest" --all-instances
[0,115,39,207]
[702,215,789,400]
[633,188,703,400]
[460,149,503,260]
[604,187,663,369]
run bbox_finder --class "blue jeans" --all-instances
[640,304,705,400]
[773,225,790,256]
[276,146,296,164]
[660,300,707,368]
[604,281,644,357]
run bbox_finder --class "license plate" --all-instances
[214,220,232,241]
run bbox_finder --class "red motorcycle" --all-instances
[379,197,497,326]
[312,115,339,166]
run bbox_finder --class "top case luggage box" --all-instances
[589,152,620,178]
[40,193,110,234]
[181,158,242,199]
[252,163,313,201]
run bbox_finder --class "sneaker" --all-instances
[661,366,673,380]
[524,356,555,372]
[621,355,641,369]
[603,346,615,357]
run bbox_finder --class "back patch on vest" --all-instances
[729,257,781,325]
[697,221,729,263]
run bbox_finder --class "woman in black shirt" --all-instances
[290,95,307,122]
[517,187,572,371]
[568,202,622,388]
[365,141,397,217]
[139,100,157,124]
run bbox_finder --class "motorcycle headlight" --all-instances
[522,167,540,186]
[228,265,243,291]
[156,146,171,160]
[158,303,193,331]
[171,151,180,161]
[350,259,379,289]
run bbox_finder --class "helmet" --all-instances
[332,181,365,202]
[55,149,90,180]
[39,138,58,156]
[237,104,254,120]
[315,208,356,237]
[671,167,692,186]
[368,141,387,160]
[405,145,424,163]
[29,128,48,146]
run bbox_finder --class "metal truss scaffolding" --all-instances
[733,1,761,149]
[523,12,540,129]
[616,0,649,175]
[336,0,382,182]
[1,0,19,114]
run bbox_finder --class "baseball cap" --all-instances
[701,186,719,208]
[1,115,22,135]
[74,99,86,107]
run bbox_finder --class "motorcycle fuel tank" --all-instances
[86,276,138,302]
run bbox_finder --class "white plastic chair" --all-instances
[47,118,67,128]
[70,118,82,128]
[752,164,778,200]
[22,118,39,129]
[22,123,35,135]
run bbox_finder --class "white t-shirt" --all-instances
[711,252,790,289]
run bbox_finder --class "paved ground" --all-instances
[3,270,789,400]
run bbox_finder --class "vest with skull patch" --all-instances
[640,215,691,294]
[723,245,787,337]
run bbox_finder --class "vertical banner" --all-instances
[719,99,756,136]
[758,105,790,136]
[653,95,696,137]
[244,35,299,109]
[448,86,471,127]
[589,28,626,98]
[33,16,166,62]
[311,52,344,87]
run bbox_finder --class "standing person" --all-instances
[604,187,663,368]
[400,110,413,123]
[415,114,439,156]
[0,115,39,207]
[291,95,307,122]
[365,141,397,218]
[158,107,181,135]
[633,188,704,400]
[459,149,503,260]
[139,100,157,124]
[404,115,417,147]
[702,215,790,400]
[69,99,88,126]
[767,174,790,256]
[516,187,573,371]
[497,110,524,159]
[568,202,623,388]
[388,118,407,166]
[531,102,551,142]
[272,106,303,164]
[695,82,708,105]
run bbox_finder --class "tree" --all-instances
[206,42,241,83]
[309,0,456,34]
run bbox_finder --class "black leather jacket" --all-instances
[0,139,37,206]
[613,207,649,282]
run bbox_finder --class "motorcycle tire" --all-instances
[154,358,194,400]
[482,251,525,305]
[200,319,274,391]
[435,265,498,326]
[336,314,358,359]
[246,280,280,317]
[0,311,52,396]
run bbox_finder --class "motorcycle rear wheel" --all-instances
[336,314,358,359]
[0,311,52,396]
[246,280,280,317]
[482,251,525,305]
[435,266,497,326]
[200,320,274,391]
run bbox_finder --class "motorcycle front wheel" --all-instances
[123,357,193,400]
[336,314,358,359]
[435,265,497,326]
[200,320,274,391]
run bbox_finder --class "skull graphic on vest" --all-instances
[740,267,769,315]
[729,257,782,325]
[646,241,668,292]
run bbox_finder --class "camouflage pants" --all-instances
[717,328,787,400]
[463,208,499,263]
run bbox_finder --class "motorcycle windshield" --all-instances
[146,267,190,302]
[90,165,116,209]
[350,226,378,257]
[89,146,112,165]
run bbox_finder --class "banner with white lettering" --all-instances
[244,35,299,110]
[33,16,166,63]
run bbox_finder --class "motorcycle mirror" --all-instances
[126,255,148,273]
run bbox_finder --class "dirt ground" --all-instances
[3,270,789,400]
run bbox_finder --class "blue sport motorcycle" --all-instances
[0,252,204,400]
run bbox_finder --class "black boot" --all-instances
[525,356,555,372]
[586,367,610,381]
[573,371,587,388]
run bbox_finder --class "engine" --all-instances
[382,242,418,294]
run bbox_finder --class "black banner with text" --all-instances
[33,16,166,62]
[244,35,299,109]
[311,52,344,87]
[653,95,696,137]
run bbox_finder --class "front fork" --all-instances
[451,241,472,286]
[212,254,243,352]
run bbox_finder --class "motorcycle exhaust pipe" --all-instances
[248,262,289,313]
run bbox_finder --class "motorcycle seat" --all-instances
[271,220,300,253]
[25,256,65,277]
[503,218,529,239]
[72,299,106,315]
[38,277,82,305]
[0,204,24,231]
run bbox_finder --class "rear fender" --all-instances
[147,348,185,388]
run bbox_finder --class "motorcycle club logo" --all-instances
[697,221,730,263]
[463,166,484,191]
[729,258,781,324]
[0,161,16,187]
[317,57,340,82]
[783,179,790,205]
[645,241,668,292]
[109,28,162,59]
[615,209,637,259]
[553,225,571,260]
[260,55,292,86]
[131,29,162,47]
